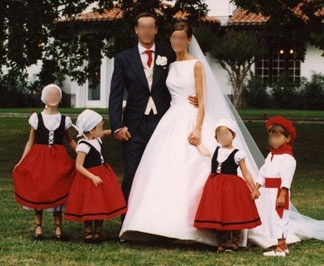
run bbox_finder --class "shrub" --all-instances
[243,74,270,108]
[300,73,324,110]
[271,75,302,109]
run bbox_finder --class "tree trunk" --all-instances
[233,76,244,109]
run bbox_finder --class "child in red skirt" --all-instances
[13,84,76,241]
[251,116,296,257]
[64,109,127,244]
[194,119,261,252]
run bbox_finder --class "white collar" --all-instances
[138,43,156,54]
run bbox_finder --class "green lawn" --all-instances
[1,108,324,119]
[0,116,323,266]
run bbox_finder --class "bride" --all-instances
[120,21,324,248]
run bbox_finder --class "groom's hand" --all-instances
[188,94,199,108]
[114,127,131,142]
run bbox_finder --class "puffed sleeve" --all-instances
[75,142,91,154]
[28,112,38,130]
[280,155,296,189]
[65,115,73,130]
[256,152,271,186]
[234,150,246,164]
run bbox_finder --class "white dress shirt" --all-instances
[138,43,158,115]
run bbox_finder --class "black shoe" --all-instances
[34,223,44,241]
[55,223,69,242]
[92,237,103,244]
[83,232,93,244]
[93,230,103,244]
[83,238,94,244]
[34,234,44,241]
[56,234,70,242]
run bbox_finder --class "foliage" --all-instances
[209,30,265,108]
[231,0,324,58]
[243,74,270,108]
[271,74,303,109]
[0,0,209,90]
[300,73,324,110]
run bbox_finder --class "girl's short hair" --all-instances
[268,124,290,138]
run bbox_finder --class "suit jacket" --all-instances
[109,45,175,134]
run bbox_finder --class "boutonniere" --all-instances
[156,55,168,68]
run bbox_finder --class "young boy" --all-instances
[252,116,297,257]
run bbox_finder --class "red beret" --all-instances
[266,116,296,142]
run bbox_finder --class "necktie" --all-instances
[145,50,153,67]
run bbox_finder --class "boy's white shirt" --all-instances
[257,153,296,189]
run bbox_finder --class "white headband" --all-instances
[41,84,62,104]
[215,118,237,134]
[76,109,103,137]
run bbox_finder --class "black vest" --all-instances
[211,146,239,175]
[35,114,66,145]
[79,140,104,169]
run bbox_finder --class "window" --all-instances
[88,69,100,101]
[255,48,301,85]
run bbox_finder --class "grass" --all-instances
[237,109,324,119]
[0,116,324,266]
[0,108,105,115]
[0,108,324,119]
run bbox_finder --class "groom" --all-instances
[109,13,197,205]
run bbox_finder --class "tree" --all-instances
[209,30,265,108]
[0,0,209,92]
[231,0,324,58]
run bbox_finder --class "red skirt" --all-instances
[194,173,261,230]
[13,144,75,209]
[64,163,127,222]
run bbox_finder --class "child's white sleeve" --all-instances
[65,116,73,130]
[280,155,296,189]
[28,112,38,130]
[76,143,91,154]
[234,150,246,164]
[256,153,271,186]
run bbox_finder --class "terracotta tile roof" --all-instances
[171,10,220,23]
[58,6,220,24]
[229,4,323,26]
[228,9,269,26]
[59,7,123,23]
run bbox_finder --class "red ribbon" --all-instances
[268,144,294,161]
[265,178,289,218]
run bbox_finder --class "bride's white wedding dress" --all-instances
[119,37,324,248]
[120,59,219,246]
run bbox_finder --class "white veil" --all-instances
[189,36,324,248]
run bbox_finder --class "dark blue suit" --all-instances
[109,45,175,202]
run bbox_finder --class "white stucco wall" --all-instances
[300,45,324,79]
[205,53,232,95]
[68,56,113,108]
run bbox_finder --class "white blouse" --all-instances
[257,152,296,189]
[29,112,72,131]
[76,138,102,154]
[216,146,246,165]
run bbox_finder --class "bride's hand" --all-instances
[188,127,201,146]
